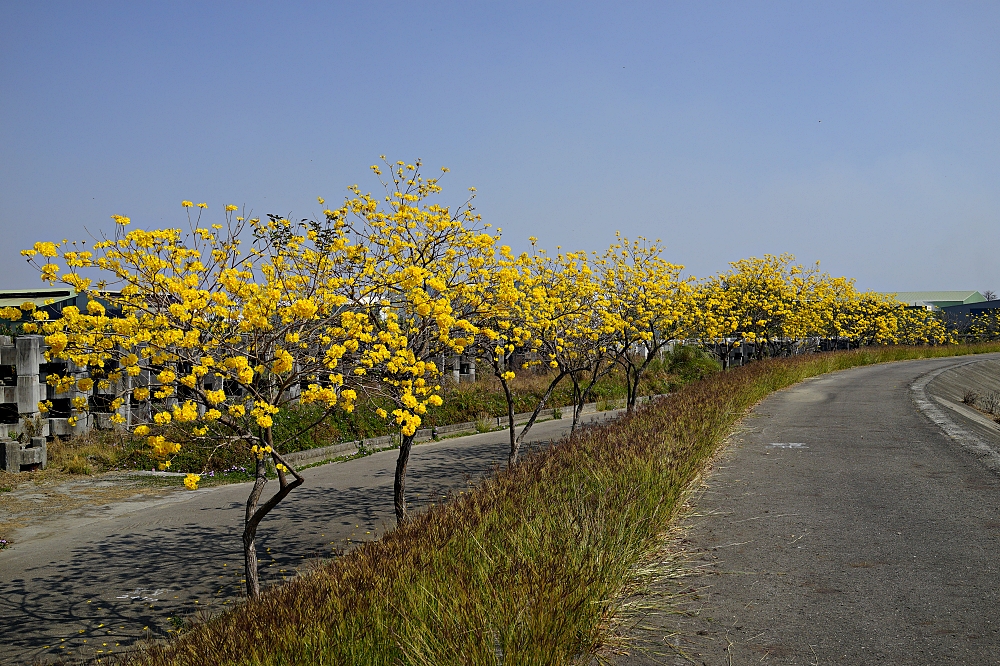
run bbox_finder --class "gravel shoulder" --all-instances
[614,355,1000,665]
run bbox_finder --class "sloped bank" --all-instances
[913,356,1000,475]
[114,344,1000,666]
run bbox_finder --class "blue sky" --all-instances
[2,1,998,291]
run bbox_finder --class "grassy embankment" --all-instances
[111,343,1000,666]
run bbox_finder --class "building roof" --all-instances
[0,288,78,309]
[941,299,1000,315]
[889,291,986,308]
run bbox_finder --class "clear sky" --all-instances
[2,1,998,291]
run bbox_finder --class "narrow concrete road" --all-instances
[620,355,1000,665]
[0,410,620,665]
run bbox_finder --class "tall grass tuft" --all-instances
[116,344,1000,666]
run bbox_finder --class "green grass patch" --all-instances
[114,343,1000,665]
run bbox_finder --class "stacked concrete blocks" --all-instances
[0,437,47,472]
[42,355,88,439]
[442,353,476,384]
[0,336,51,440]
[0,335,93,442]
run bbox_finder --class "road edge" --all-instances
[910,358,1000,476]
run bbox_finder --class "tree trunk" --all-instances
[572,363,606,433]
[516,371,567,445]
[625,346,658,413]
[242,455,268,598]
[501,380,518,466]
[241,431,304,599]
[626,365,638,414]
[394,432,415,523]
[570,376,582,432]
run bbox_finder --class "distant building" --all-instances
[889,291,986,310]
[940,300,1000,317]
[0,288,84,326]
[0,288,122,328]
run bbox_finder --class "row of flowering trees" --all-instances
[10,160,949,596]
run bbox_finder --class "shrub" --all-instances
[666,345,721,384]
[981,390,1000,415]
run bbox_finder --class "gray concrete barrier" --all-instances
[0,436,47,472]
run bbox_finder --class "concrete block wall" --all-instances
[0,335,97,440]
[0,336,48,439]
[442,354,476,384]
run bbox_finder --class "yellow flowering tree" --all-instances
[695,254,821,365]
[596,235,691,413]
[957,310,1000,343]
[324,159,503,522]
[894,304,951,345]
[467,245,531,465]
[819,284,950,346]
[817,280,894,345]
[21,203,371,597]
[515,244,615,435]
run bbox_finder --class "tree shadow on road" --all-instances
[0,433,559,664]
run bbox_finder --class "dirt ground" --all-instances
[0,469,185,545]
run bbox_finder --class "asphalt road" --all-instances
[0,410,621,665]
[619,355,1000,665]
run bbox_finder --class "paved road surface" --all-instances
[619,355,1000,665]
[0,411,620,665]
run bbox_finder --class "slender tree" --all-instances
[21,204,372,597]
[597,235,691,413]
[327,159,503,523]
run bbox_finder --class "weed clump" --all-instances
[63,454,92,476]
[474,411,493,433]
[963,388,1000,415]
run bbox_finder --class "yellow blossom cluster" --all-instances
[250,444,273,459]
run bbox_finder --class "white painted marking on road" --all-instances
[911,361,1000,475]
[768,443,808,449]
[114,588,167,602]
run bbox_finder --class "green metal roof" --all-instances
[0,288,77,309]
[889,291,986,308]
